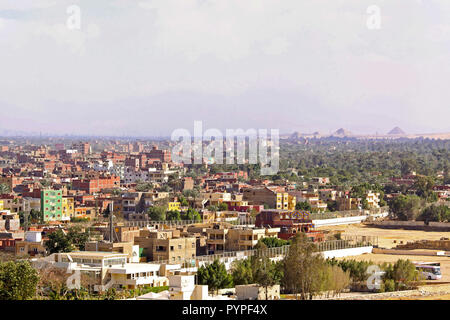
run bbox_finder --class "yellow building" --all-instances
[276,192,296,210]
[0,200,3,211]
[62,197,74,221]
[168,201,181,212]
[287,194,296,210]
[73,207,96,220]
[243,187,296,210]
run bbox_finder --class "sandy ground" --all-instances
[319,223,450,298]
[318,223,450,249]
[335,253,450,282]
[390,294,450,300]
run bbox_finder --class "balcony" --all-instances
[238,240,258,247]
[206,239,226,245]
[125,276,160,286]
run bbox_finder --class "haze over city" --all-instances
[1,0,450,136]
[1,0,450,308]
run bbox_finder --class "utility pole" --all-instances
[109,202,114,243]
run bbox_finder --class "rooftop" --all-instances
[59,251,128,258]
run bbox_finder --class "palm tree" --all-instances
[0,183,11,194]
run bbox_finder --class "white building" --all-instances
[33,252,170,292]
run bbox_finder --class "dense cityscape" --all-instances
[2,1,450,315]
[0,134,449,301]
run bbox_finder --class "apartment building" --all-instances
[41,189,63,222]
[205,225,228,253]
[201,192,232,207]
[103,226,141,243]
[336,195,361,211]
[134,229,196,263]
[205,224,280,254]
[39,251,169,291]
[243,187,296,210]
[73,206,97,220]
[113,192,144,217]
[61,197,74,221]
[85,241,140,263]
[72,175,120,194]
[146,146,171,162]
[168,201,181,212]
[15,231,46,256]
[227,227,277,251]
[365,191,381,209]
[290,190,328,213]
[72,142,91,155]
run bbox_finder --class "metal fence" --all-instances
[148,235,378,266]
[310,207,389,220]
[124,220,200,227]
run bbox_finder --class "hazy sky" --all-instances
[1,0,449,136]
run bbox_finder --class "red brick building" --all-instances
[146,146,171,162]
[72,176,120,193]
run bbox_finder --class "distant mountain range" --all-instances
[286,127,450,140]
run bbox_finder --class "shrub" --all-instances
[383,279,395,292]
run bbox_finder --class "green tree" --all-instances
[389,259,419,290]
[418,205,450,223]
[218,203,228,211]
[413,176,437,202]
[231,259,253,285]
[197,259,233,294]
[0,260,39,300]
[444,163,450,185]
[207,205,218,212]
[326,200,338,212]
[400,158,417,176]
[179,196,189,207]
[251,242,283,299]
[148,206,167,221]
[136,182,153,192]
[67,227,90,251]
[259,237,290,248]
[389,194,424,221]
[166,210,181,221]
[327,258,373,283]
[45,229,73,254]
[183,208,201,222]
[282,233,326,300]
[295,201,311,211]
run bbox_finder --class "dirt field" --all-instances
[318,223,450,249]
[335,253,450,282]
[319,223,450,298]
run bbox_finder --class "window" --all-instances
[170,246,174,251]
